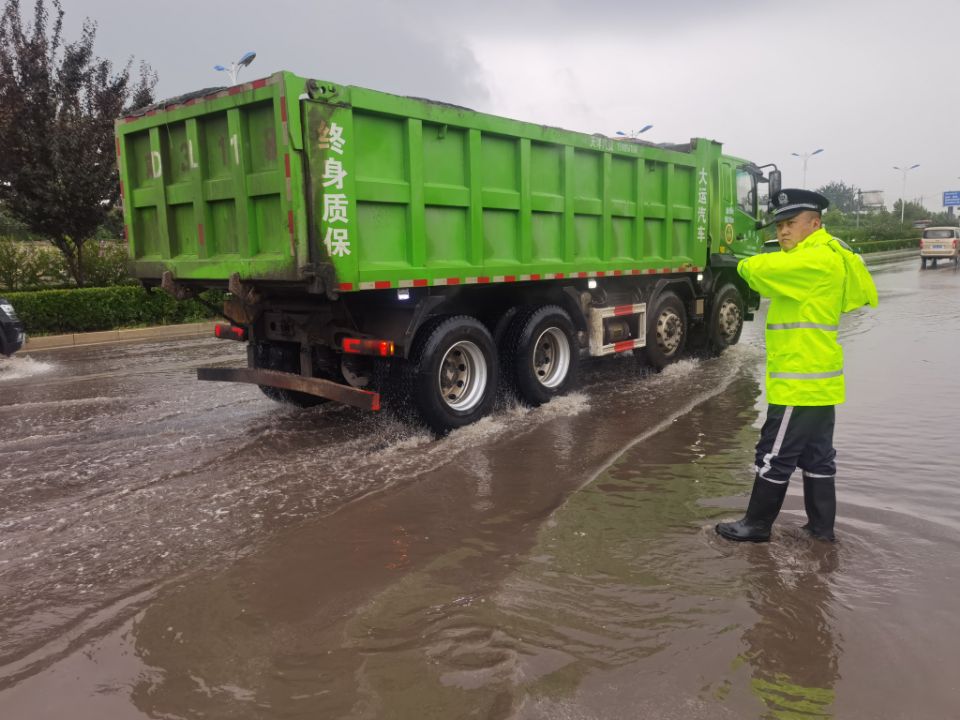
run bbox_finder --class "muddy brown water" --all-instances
[1,256,958,719]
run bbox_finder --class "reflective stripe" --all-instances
[774,202,819,215]
[758,406,793,483]
[758,472,789,485]
[767,322,839,331]
[770,369,843,380]
[803,471,835,479]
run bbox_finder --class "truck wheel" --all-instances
[921,257,927,269]
[409,316,498,434]
[501,305,579,406]
[251,342,328,408]
[707,284,744,356]
[641,291,687,370]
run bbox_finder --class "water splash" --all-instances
[0,356,56,382]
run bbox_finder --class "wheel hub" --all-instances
[656,309,683,355]
[438,340,487,411]
[717,299,742,341]
[532,327,570,388]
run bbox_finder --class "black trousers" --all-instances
[754,405,836,486]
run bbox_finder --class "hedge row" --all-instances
[849,238,919,253]
[5,286,224,336]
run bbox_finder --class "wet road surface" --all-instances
[1,256,958,719]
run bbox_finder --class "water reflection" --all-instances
[740,544,841,719]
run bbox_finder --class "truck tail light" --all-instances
[214,323,247,341]
[342,337,395,356]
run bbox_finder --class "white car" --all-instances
[920,227,960,269]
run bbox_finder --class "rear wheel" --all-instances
[921,257,927,269]
[641,291,687,370]
[251,342,335,408]
[501,305,579,406]
[408,316,498,434]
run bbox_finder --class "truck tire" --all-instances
[251,342,328,408]
[501,305,579,406]
[921,257,927,270]
[641,291,687,370]
[408,316,498,434]
[706,283,744,356]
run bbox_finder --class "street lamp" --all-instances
[791,148,824,189]
[214,51,257,86]
[616,125,653,139]
[893,164,920,227]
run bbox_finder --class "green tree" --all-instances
[891,199,928,226]
[816,181,860,213]
[0,0,155,286]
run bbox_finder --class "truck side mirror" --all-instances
[768,169,782,197]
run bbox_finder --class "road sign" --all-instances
[943,191,960,207]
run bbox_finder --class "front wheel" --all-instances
[641,290,687,370]
[409,316,498,434]
[501,305,580,406]
[706,283,744,356]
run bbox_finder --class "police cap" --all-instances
[768,189,830,223]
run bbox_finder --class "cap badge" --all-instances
[778,192,789,204]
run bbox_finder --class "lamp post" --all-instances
[791,148,824,189]
[893,164,920,227]
[214,51,257,86]
[616,125,653,139]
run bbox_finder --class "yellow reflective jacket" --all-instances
[737,227,878,406]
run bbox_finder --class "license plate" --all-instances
[931,245,944,250]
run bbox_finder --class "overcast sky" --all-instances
[64,0,959,213]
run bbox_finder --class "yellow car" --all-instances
[920,227,960,269]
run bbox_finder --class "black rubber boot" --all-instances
[801,475,836,541]
[716,475,788,542]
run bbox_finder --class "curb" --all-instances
[21,321,220,353]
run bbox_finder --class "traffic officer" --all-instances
[716,189,878,543]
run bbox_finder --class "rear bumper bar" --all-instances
[197,367,381,411]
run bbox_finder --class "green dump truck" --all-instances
[116,70,778,433]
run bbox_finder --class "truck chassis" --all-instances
[195,264,755,433]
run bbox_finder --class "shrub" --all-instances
[6,286,224,335]
[81,240,135,288]
[0,237,132,291]
[0,238,70,291]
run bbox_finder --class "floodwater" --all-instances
[0,256,958,719]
